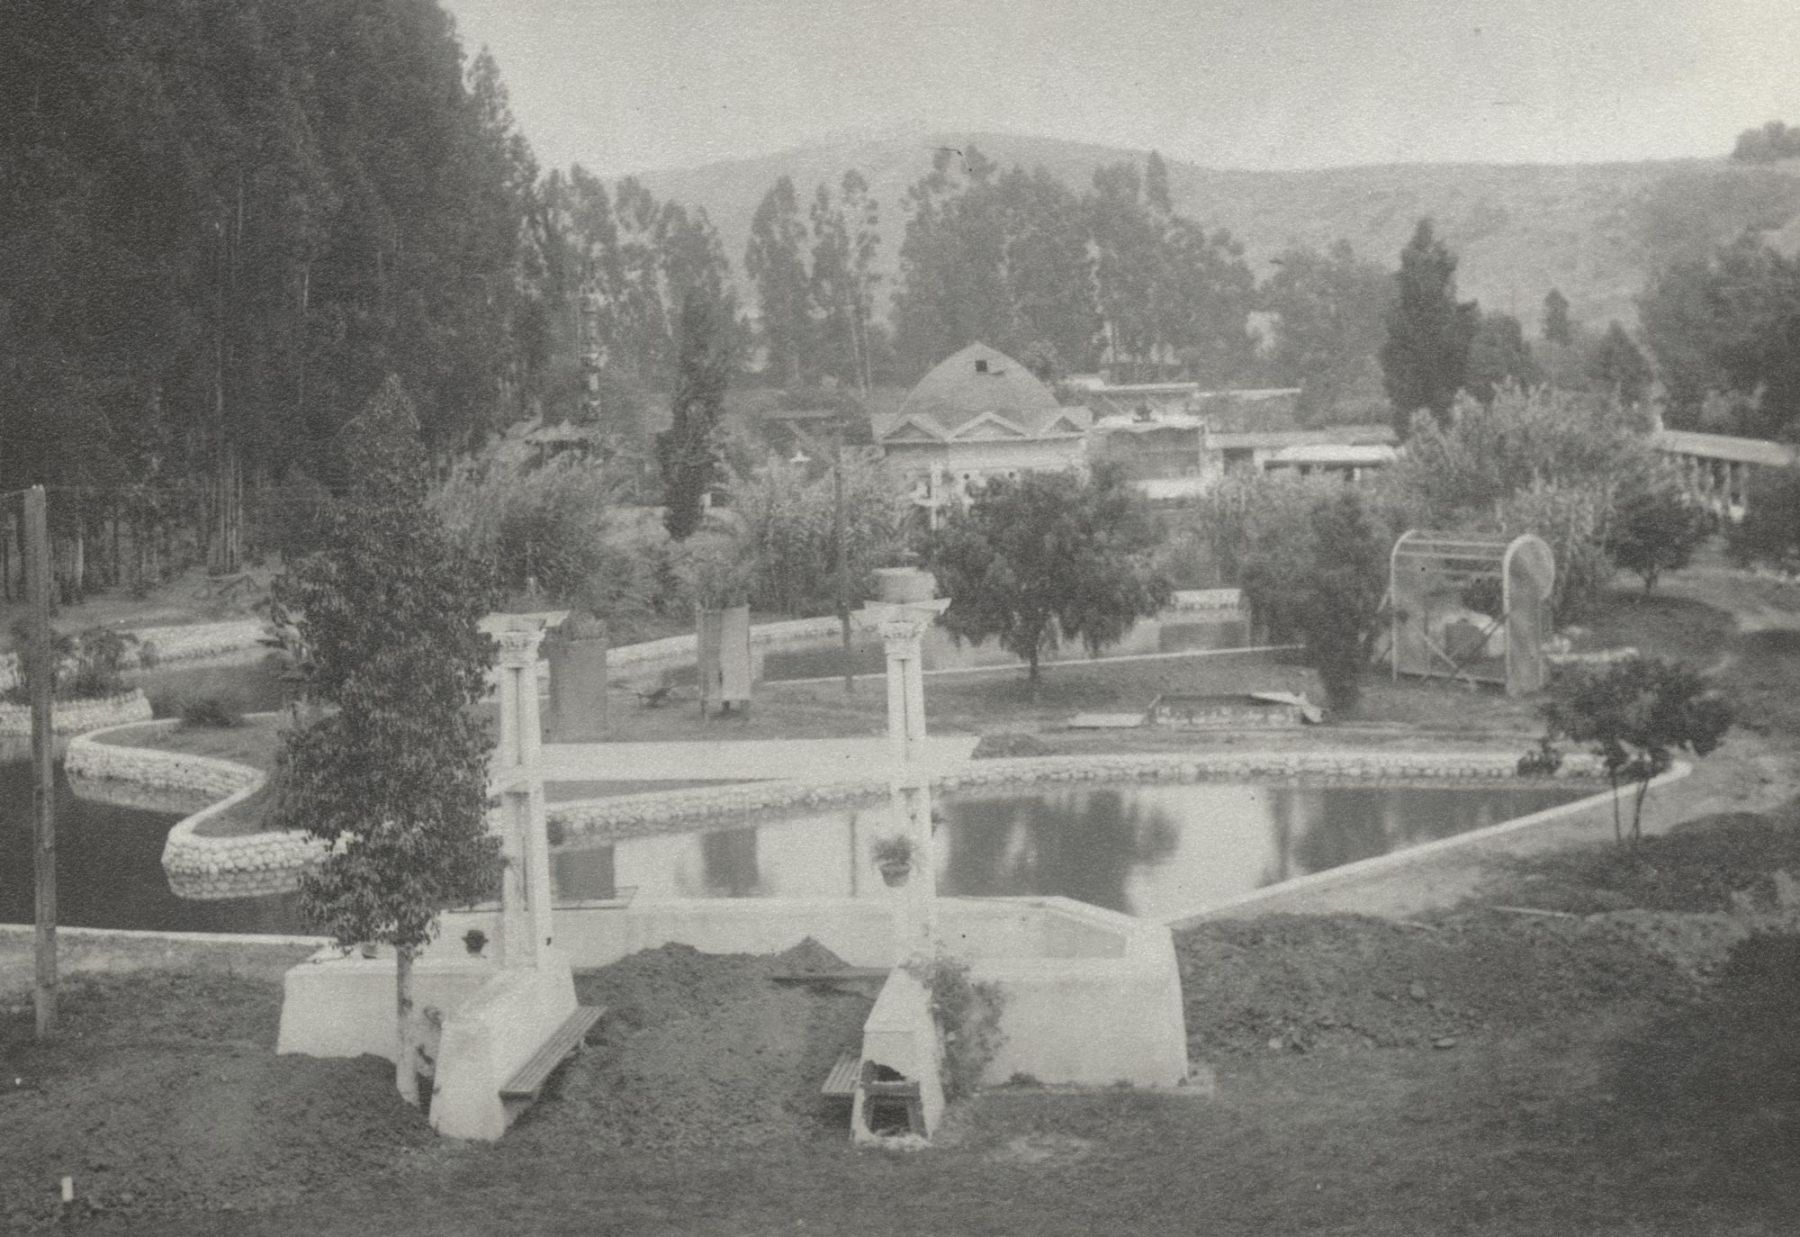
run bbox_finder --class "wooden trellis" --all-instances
[1388,530,1555,696]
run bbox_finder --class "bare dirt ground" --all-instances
[4,550,1799,1234]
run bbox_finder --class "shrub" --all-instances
[67,628,137,699]
[179,696,243,729]
[903,951,1006,1102]
[1497,478,1616,623]
[1538,656,1732,846]
[1391,386,1656,520]
[1200,473,1406,711]
[1726,464,1800,574]
[8,623,136,701]
[724,448,912,616]
[871,835,914,868]
[1299,490,1390,714]
[1606,472,1711,591]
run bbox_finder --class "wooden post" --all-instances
[835,432,853,694]
[26,485,57,1040]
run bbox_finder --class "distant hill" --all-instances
[626,130,1800,336]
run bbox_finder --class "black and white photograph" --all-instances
[2,0,1798,1231]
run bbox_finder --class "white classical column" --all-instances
[493,629,555,969]
[866,600,949,960]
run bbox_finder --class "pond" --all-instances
[0,758,305,935]
[555,780,1596,920]
[5,766,1593,934]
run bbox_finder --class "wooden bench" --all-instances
[500,1005,606,1106]
[824,1052,927,1136]
[859,1078,927,1137]
[821,1049,861,1098]
[771,968,889,986]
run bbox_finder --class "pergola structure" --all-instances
[1388,530,1555,696]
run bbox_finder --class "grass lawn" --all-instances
[92,716,282,769]
[0,564,279,656]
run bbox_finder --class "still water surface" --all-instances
[8,773,1586,934]
[556,780,1592,921]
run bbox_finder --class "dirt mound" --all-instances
[1177,911,1697,1056]
[2,973,433,1231]
[507,942,871,1154]
[1494,803,1800,915]
[770,935,851,974]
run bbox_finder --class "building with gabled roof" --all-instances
[874,343,1091,525]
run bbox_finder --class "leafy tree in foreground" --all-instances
[1539,657,1731,847]
[267,377,502,1105]
[1380,218,1478,435]
[929,465,1172,684]
[1605,479,1710,592]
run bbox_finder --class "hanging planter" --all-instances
[873,835,915,888]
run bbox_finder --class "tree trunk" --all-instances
[394,946,420,1106]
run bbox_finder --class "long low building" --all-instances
[1653,428,1798,521]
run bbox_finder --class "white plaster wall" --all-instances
[277,950,495,1058]
[436,894,1189,1090]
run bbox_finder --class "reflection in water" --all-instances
[700,828,760,897]
[0,760,306,934]
[10,760,1591,934]
[556,781,1590,919]
[941,790,1178,913]
[553,844,617,901]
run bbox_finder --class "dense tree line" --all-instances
[740,171,882,391]
[1,0,544,587]
[1731,121,1800,164]
[536,167,743,419]
[883,148,1255,384]
[1639,235,1800,441]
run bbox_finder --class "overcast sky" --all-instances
[440,0,1800,176]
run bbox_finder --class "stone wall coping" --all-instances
[0,689,154,736]
[68,715,322,901]
[1160,761,1691,928]
[545,746,1609,840]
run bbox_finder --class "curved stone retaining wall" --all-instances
[67,720,261,798]
[605,615,846,678]
[68,610,1608,909]
[546,748,1607,843]
[128,619,268,668]
[0,619,269,691]
[67,719,323,901]
[0,689,153,736]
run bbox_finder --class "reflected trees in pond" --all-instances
[938,789,1178,914]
